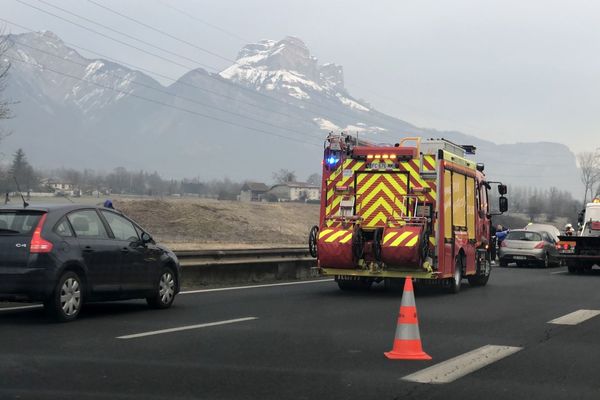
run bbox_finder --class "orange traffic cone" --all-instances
[384,277,431,360]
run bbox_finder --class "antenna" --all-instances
[13,177,29,208]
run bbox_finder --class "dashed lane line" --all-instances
[548,309,600,325]
[402,345,523,384]
[180,279,334,295]
[117,317,258,339]
[550,270,567,275]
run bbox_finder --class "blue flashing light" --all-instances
[326,156,339,166]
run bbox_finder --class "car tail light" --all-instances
[534,242,545,249]
[30,213,53,253]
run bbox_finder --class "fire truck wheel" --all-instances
[468,260,491,287]
[446,257,463,294]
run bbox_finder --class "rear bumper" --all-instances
[0,267,52,301]
[498,248,545,262]
[320,267,437,279]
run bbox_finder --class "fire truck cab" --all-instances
[308,133,508,293]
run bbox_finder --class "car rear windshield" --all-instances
[506,231,542,241]
[0,211,43,235]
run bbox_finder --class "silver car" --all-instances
[499,229,560,268]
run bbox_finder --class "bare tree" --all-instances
[577,151,600,204]
[272,169,296,184]
[0,25,13,143]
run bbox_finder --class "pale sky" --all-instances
[3,0,599,153]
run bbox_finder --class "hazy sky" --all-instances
[3,0,599,153]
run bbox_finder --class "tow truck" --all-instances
[556,198,600,273]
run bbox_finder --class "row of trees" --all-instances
[498,186,582,224]
[0,148,321,200]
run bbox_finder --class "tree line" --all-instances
[0,149,322,200]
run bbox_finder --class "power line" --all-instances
[86,0,236,64]
[26,0,214,70]
[0,18,312,126]
[16,0,401,140]
[8,38,325,141]
[7,54,321,147]
[156,0,250,43]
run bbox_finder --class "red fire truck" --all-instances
[308,133,508,292]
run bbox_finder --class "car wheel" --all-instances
[45,271,83,322]
[147,267,177,309]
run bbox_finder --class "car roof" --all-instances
[0,203,111,213]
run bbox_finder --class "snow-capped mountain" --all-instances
[220,36,367,111]
[0,31,582,193]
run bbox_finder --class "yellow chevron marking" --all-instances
[390,231,412,247]
[356,173,381,194]
[325,231,347,243]
[403,162,427,187]
[339,233,353,244]
[429,236,435,245]
[318,229,334,239]
[361,196,395,220]
[368,212,390,226]
[405,236,419,247]
[423,155,436,171]
[383,231,398,244]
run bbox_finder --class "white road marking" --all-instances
[0,304,42,312]
[180,279,334,295]
[548,309,600,325]
[550,270,567,275]
[117,317,258,339]
[402,345,523,384]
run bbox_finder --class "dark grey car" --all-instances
[499,229,560,268]
[0,204,181,322]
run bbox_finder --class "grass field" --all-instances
[13,195,319,250]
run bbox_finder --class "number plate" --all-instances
[368,162,394,170]
[513,256,526,260]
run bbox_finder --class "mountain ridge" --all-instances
[0,31,582,194]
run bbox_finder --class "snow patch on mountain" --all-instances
[220,36,370,112]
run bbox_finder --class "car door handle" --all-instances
[121,247,130,253]
[83,246,94,253]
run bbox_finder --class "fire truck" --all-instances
[308,133,508,293]
[556,198,600,273]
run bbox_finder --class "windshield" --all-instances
[0,211,43,235]
[585,206,600,222]
[506,231,542,241]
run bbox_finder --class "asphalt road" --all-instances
[1,264,600,400]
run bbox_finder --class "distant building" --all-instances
[41,178,74,193]
[267,182,321,202]
[239,182,269,202]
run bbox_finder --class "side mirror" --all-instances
[499,196,508,213]
[498,184,507,196]
[141,232,152,243]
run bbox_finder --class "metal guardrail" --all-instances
[174,247,314,267]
